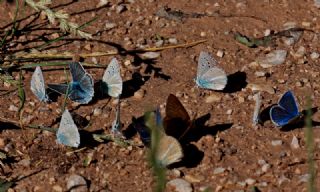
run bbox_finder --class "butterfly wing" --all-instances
[270,105,297,127]
[157,135,183,167]
[197,67,227,90]
[56,110,80,147]
[278,91,299,117]
[102,58,123,98]
[164,94,190,138]
[252,92,262,125]
[197,51,216,78]
[30,66,48,102]
[47,83,70,95]
[69,62,86,82]
[132,116,151,146]
[196,51,227,90]
[69,62,94,104]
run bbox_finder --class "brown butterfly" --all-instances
[163,94,195,140]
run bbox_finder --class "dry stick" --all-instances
[0,116,56,133]
[7,40,207,61]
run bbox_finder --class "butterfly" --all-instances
[270,91,300,127]
[56,109,80,148]
[145,109,183,167]
[48,62,94,104]
[252,92,262,126]
[111,97,122,135]
[102,58,123,98]
[163,94,192,140]
[30,66,49,102]
[196,51,227,90]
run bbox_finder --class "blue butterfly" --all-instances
[30,66,49,102]
[102,58,123,98]
[270,91,300,127]
[56,109,80,148]
[48,62,94,104]
[196,51,227,90]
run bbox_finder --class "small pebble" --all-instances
[67,174,88,192]
[258,50,287,68]
[116,5,126,13]
[291,136,300,149]
[261,163,271,172]
[245,178,256,185]
[216,50,224,58]
[213,167,225,174]
[271,140,283,146]
[315,0,320,8]
[52,185,63,192]
[254,71,266,77]
[18,158,31,167]
[200,32,206,37]
[205,94,222,103]
[167,178,193,192]
[93,108,102,116]
[298,174,310,183]
[133,89,145,100]
[8,105,18,112]
[283,21,297,30]
[105,22,117,30]
[301,21,311,27]
[184,174,204,183]
[140,52,160,59]
[168,38,178,44]
[155,40,164,47]
[292,46,306,58]
[226,109,233,115]
[97,0,108,7]
[310,52,319,60]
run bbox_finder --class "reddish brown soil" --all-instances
[1,0,320,191]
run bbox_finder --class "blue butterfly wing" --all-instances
[278,91,299,117]
[69,62,94,104]
[47,83,70,95]
[133,117,150,146]
[30,66,49,102]
[69,81,93,104]
[270,105,296,126]
[69,62,86,82]
[56,109,80,148]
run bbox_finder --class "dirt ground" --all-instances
[1,0,320,191]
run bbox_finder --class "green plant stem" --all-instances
[305,96,316,192]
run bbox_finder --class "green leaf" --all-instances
[0,151,7,160]
[0,178,13,192]
[234,32,272,48]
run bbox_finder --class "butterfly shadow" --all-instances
[222,71,247,93]
[180,113,233,144]
[122,72,150,99]
[0,122,20,131]
[132,57,171,81]
[281,107,320,131]
[78,130,105,148]
[175,115,233,168]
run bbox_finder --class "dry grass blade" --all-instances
[25,0,92,39]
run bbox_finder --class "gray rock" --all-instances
[67,174,88,192]
[291,136,300,149]
[167,178,193,192]
[258,50,287,68]
[271,140,283,146]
